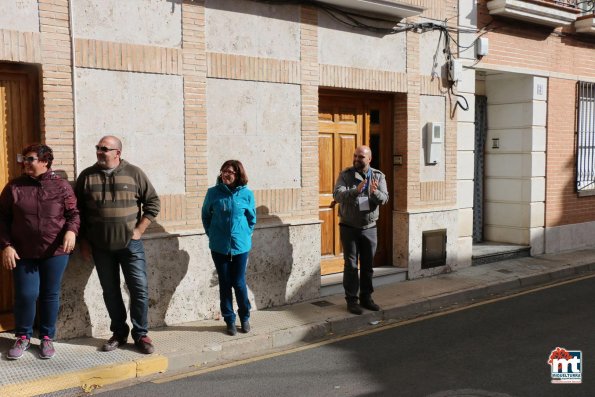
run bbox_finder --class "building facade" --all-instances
[463,1,595,256]
[0,0,502,339]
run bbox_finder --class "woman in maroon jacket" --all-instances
[0,144,80,360]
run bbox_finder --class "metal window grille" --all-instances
[552,0,595,14]
[577,82,595,192]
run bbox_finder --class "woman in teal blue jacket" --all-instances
[201,160,256,336]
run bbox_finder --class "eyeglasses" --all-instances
[22,156,38,163]
[221,169,236,175]
[95,145,119,153]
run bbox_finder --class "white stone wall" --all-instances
[57,222,321,339]
[317,11,406,72]
[0,0,38,32]
[75,68,185,194]
[484,74,546,254]
[394,210,459,279]
[72,0,182,47]
[206,78,301,189]
[455,0,478,267]
[205,0,300,60]
[545,221,595,254]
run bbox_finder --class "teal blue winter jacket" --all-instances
[201,182,256,255]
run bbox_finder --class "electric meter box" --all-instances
[426,122,444,165]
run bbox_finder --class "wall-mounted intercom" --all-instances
[425,121,443,165]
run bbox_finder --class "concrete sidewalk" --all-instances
[2,248,595,397]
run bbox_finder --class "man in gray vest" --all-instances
[333,145,389,315]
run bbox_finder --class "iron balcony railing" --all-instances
[549,0,595,13]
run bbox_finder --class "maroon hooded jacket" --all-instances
[0,170,80,259]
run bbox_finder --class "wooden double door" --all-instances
[319,92,393,275]
[0,64,40,332]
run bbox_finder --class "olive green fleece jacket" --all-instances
[75,159,160,250]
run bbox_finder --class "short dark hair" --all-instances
[22,143,54,168]
[218,160,248,187]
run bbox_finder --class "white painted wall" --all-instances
[206,78,301,189]
[73,0,182,47]
[0,0,38,32]
[205,0,300,60]
[484,73,546,254]
[75,69,185,194]
[318,11,406,72]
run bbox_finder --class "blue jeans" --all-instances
[211,251,251,325]
[92,239,148,341]
[13,255,69,339]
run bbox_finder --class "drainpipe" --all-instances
[68,0,78,178]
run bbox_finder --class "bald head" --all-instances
[100,135,123,151]
[353,145,372,172]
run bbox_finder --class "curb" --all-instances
[0,355,168,397]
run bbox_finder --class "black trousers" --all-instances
[339,224,377,303]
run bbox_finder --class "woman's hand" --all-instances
[1,246,19,270]
[62,231,76,253]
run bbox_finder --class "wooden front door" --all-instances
[0,64,40,332]
[319,92,393,275]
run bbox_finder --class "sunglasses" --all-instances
[95,145,119,153]
[22,156,38,163]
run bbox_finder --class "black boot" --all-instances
[347,301,363,315]
[360,297,380,311]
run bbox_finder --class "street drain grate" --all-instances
[497,269,513,274]
[311,300,334,307]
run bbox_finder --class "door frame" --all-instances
[0,62,41,332]
[319,89,394,274]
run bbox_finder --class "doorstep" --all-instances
[320,266,407,297]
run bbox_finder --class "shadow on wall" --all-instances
[56,217,190,339]
[248,206,320,311]
[144,222,190,328]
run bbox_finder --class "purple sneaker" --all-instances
[39,336,55,359]
[7,336,30,360]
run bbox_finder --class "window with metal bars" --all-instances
[577,81,595,193]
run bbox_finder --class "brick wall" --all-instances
[546,78,595,226]
[478,0,595,78]
[39,0,75,178]
[181,0,207,228]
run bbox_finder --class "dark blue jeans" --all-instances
[92,239,149,342]
[13,255,69,339]
[211,251,251,325]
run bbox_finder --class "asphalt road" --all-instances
[95,276,595,397]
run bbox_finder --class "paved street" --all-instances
[92,275,595,397]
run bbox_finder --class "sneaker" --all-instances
[134,336,155,354]
[226,323,237,336]
[360,298,380,311]
[39,336,55,359]
[102,335,127,352]
[240,320,251,334]
[347,302,363,315]
[7,336,30,360]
